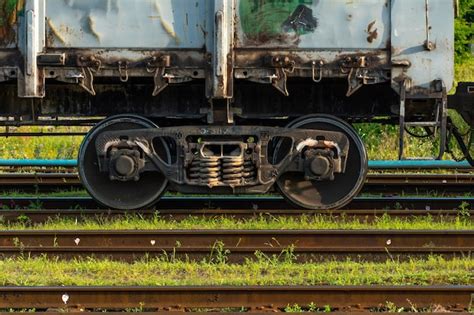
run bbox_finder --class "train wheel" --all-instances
[78,115,170,210]
[273,115,368,210]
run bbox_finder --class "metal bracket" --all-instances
[344,56,387,97]
[146,55,171,97]
[423,0,435,51]
[341,56,374,96]
[311,60,324,83]
[77,55,102,96]
[118,61,129,83]
[271,56,295,96]
[341,56,367,70]
[346,68,385,97]
[398,80,448,160]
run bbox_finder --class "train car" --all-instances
[0,0,472,209]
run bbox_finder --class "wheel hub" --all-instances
[109,149,143,181]
[304,149,334,181]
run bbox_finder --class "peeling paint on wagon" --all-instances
[235,0,390,48]
[239,0,315,44]
[0,0,456,102]
[0,0,24,46]
[44,0,210,48]
[366,20,378,43]
[153,1,180,45]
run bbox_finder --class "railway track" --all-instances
[0,208,470,224]
[0,172,472,195]
[0,286,472,312]
[0,196,471,211]
[0,230,472,261]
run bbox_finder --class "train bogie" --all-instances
[0,0,472,209]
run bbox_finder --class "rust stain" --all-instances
[366,20,378,43]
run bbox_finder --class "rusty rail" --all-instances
[0,172,472,194]
[0,230,472,261]
[0,313,470,315]
[0,286,472,311]
[0,196,471,211]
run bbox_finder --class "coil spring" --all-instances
[189,156,256,186]
[189,157,221,186]
[222,157,244,185]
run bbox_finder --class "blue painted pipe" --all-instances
[0,159,471,169]
[369,160,472,169]
[0,159,77,167]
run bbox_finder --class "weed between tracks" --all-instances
[0,255,471,286]
[0,212,471,231]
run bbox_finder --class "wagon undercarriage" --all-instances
[0,0,472,209]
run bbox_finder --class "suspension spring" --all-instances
[189,157,221,186]
[243,160,256,180]
[222,157,244,185]
[188,156,257,186]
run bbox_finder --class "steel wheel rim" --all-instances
[78,115,170,210]
[274,114,368,210]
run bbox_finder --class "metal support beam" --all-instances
[213,0,234,99]
[18,0,45,98]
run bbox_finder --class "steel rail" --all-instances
[0,173,472,194]
[0,313,470,315]
[0,196,471,211]
[0,230,472,261]
[0,286,472,310]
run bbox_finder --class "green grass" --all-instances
[0,126,86,160]
[454,58,474,86]
[0,189,89,198]
[354,124,458,161]
[0,255,471,286]
[1,212,471,231]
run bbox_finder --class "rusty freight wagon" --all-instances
[0,0,472,209]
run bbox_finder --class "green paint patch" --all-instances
[0,0,23,44]
[239,0,314,41]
